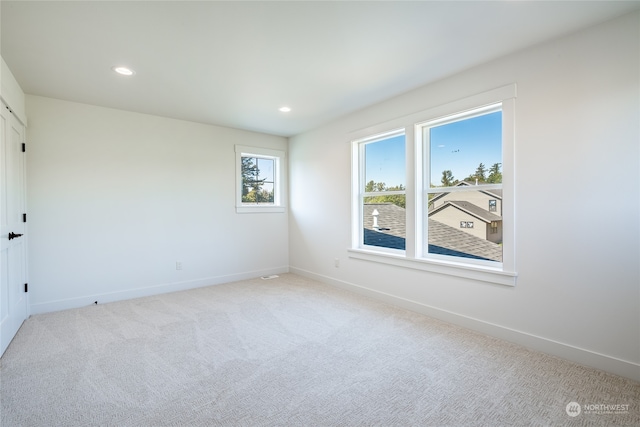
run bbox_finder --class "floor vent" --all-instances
[261,275,279,280]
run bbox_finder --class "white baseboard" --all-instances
[29,266,289,315]
[290,266,640,383]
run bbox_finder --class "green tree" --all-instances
[365,180,386,193]
[441,170,456,187]
[383,184,406,208]
[241,157,266,202]
[487,162,502,183]
[465,162,487,183]
[364,181,405,208]
[256,189,274,203]
[475,163,487,182]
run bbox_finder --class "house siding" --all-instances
[430,189,502,216]
[429,208,487,241]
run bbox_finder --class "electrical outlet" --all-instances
[334,258,340,268]
[176,261,183,270]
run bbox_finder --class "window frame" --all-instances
[418,103,503,269]
[235,145,285,214]
[352,129,406,255]
[349,84,517,286]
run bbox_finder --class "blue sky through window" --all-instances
[363,111,501,189]
[364,134,405,189]
[430,111,502,186]
[256,157,274,182]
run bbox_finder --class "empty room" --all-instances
[1,1,639,426]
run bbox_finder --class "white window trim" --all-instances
[352,129,406,253]
[348,248,517,286]
[349,84,517,286]
[417,102,504,271]
[235,145,285,214]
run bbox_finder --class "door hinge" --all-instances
[23,213,27,223]
[24,283,28,293]
[22,143,26,152]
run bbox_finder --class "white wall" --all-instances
[1,56,27,125]
[289,12,640,380]
[27,96,288,313]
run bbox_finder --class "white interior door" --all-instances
[0,101,28,356]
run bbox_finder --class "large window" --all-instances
[420,104,503,264]
[235,145,285,213]
[354,130,406,252]
[350,85,516,286]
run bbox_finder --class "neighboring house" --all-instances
[428,181,503,244]
[429,181,502,214]
[429,200,503,244]
[363,203,502,262]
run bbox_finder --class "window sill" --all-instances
[236,205,285,214]
[347,248,517,287]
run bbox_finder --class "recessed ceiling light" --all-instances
[279,106,291,113]
[112,66,135,76]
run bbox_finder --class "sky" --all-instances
[364,111,501,189]
[243,156,274,193]
[429,111,502,186]
[255,157,274,182]
[365,134,406,188]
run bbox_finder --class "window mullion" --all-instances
[426,184,503,195]
[404,125,416,259]
[363,190,405,197]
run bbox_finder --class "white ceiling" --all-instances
[2,1,639,137]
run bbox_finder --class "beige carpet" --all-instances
[1,273,638,426]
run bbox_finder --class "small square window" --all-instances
[242,156,275,204]
[235,145,285,213]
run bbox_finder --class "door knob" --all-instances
[8,232,23,240]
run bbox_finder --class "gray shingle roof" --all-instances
[427,219,502,262]
[362,203,502,261]
[363,203,406,238]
